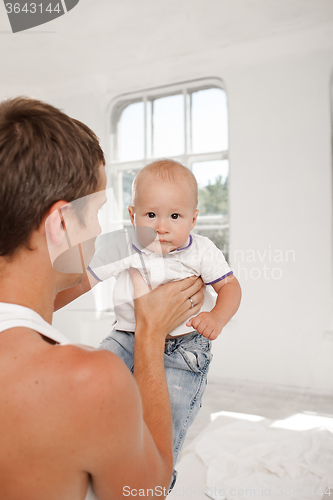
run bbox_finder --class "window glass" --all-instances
[118,102,144,161]
[192,160,229,257]
[191,88,228,153]
[146,99,152,158]
[121,169,139,219]
[111,81,229,255]
[192,159,229,215]
[153,94,184,157]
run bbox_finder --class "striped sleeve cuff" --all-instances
[204,271,233,286]
[87,265,103,283]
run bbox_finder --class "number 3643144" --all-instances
[5,3,62,14]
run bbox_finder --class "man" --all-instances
[0,97,204,500]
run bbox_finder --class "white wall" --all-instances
[41,25,333,393]
[214,52,333,392]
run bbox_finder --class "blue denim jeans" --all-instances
[99,329,212,487]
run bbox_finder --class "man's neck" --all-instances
[0,249,55,324]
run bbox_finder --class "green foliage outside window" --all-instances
[196,175,229,260]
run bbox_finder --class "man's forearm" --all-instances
[129,272,205,488]
[133,330,173,475]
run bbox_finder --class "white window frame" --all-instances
[106,77,229,232]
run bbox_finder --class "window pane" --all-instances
[146,100,152,158]
[192,160,229,254]
[153,94,184,157]
[193,226,229,260]
[118,102,144,162]
[193,160,229,216]
[121,169,139,219]
[191,88,228,153]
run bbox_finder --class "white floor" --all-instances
[180,378,333,452]
[174,380,333,500]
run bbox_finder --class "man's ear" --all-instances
[44,201,70,246]
[192,209,199,229]
[128,206,135,226]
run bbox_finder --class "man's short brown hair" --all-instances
[0,97,105,258]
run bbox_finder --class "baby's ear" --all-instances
[192,209,199,228]
[128,206,135,225]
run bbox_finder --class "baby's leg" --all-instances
[164,331,213,466]
[99,329,135,373]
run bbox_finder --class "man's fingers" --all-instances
[183,281,205,313]
[183,277,205,302]
[128,268,150,299]
[177,275,202,292]
[189,289,204,309]
[178,300,202,327]
[128,273,205,335]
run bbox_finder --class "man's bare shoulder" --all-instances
[4,327,138,417]
[0,327,138,404]
[47,341,138,406]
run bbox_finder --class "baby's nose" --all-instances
[156,218,169,233]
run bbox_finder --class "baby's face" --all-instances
[128,176,199,254]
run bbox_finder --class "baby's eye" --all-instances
[146,212,156,219]
[171,213,180,220]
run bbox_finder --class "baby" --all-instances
[87,159,241,480]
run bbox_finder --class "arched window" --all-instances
[109,78,229,256]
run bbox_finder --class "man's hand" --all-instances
[186,311,224,340]
[128,269,205,339]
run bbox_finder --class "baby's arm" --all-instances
[186,273,241,340]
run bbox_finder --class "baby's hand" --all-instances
[186,311,224,340]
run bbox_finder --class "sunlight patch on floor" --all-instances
[271,412,333,431]
[210,410,265,422]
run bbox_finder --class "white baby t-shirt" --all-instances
[88,232,233,337]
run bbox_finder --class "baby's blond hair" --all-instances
[132,159,198,208]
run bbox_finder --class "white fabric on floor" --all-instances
[194,420,333,500]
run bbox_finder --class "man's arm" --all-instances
[132,271,207,486]
[79,274,205,499]
[76,350,173,499]
[54,233,133,311]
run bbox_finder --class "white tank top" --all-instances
[0,302,99,500]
